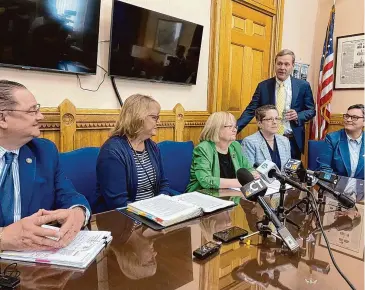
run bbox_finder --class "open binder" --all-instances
[119,192,236,230]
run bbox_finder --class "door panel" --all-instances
[216,0,273,139]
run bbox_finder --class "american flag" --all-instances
[310,5,335,140]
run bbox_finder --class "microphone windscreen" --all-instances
[253,162,260,169]
[237,168,255,186]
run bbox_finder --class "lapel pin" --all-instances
[26,158,32,164]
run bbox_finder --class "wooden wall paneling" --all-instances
[40,98,344,159]
[59,99,76,152]
[183,111,210,145]
[39,131,60,149]
[174,103,185,142]
[39,108,61,149]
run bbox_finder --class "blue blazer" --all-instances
[237,77,315,153]
[241,131,291,171]
[0,138,90,226]
[96,135,173,209]
[318,129,364,180]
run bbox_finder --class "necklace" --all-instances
[127,138,146,164]
[136,150,146,164]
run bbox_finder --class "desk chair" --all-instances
[157,141,194,194]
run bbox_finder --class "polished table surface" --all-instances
[2,189,364,290]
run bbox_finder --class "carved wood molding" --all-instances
[185,121,207,127]
[39,107,208,130]
[329,114,343,125]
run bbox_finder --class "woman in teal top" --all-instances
[186,112,257,192]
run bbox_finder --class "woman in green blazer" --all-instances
[186,112,257,192]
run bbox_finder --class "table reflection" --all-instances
[1,187,363,290]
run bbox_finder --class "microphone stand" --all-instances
[284,175,318,218]
[276,180,300,230]
[241,216,286,249]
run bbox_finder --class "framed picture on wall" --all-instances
[154,19,183,55]
[291,62,310,80]
[334,33,365,90]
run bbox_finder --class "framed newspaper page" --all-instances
[319,199,364,260]
[334,33,365,89]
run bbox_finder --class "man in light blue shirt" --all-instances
[318,104,364,182]
[0,80,91,252]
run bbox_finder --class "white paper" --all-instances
[0,231,112,268]
[129,195,199,217]
[231,180,292,196]
[174,191,234,212]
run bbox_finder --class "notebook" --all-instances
[0,231,112,269]
[125,192,235,228]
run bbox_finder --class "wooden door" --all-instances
[212,0,282,139]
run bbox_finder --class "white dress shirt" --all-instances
[0,145,90,226]
[0,147,21,223]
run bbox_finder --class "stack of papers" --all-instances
[0,231,112,269]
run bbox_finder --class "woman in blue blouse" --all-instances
[241,105,291,170]
[96,94,173,209]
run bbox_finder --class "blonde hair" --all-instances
[199,111,236,143]
[111,94,160,138]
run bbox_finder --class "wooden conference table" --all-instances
[1,188,364,290]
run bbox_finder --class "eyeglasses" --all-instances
[262,117,283,123]
[0,104,41,116]
[148,114,160,122]
[223,125,238,130]
[343,114,364,122]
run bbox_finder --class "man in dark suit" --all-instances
[237,49,316,159]
[0,80,90,252]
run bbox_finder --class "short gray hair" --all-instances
[0,80,27,110]
[275,49,295,64]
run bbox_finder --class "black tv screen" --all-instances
[0,0,101,75]
[109,1,204,85]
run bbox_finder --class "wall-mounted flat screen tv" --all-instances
[109,1,204,85]
[0,0,101,75]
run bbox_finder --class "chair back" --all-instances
[308,140,327,170]
[157,141,194,193]
[59,147,103,213]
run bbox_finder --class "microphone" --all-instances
[255,160,307,192]
[317,180,355,208]
[284,158,338,184]
[255,160,281,184]
[283,159,355,208]
[237,168,299,252]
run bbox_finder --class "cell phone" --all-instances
[213,226,248,243]
[193,242,221,260]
